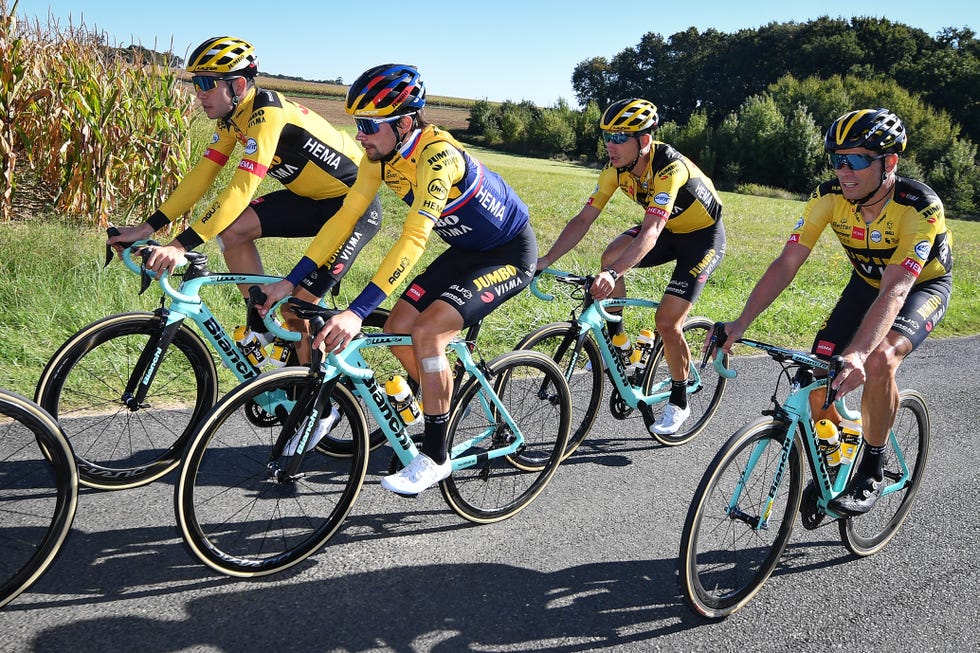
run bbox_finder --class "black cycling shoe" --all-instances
[828,472,884,516]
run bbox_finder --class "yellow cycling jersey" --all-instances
[302,124,529,317]
[789,177,953,288]
[157,86,363,249]
[587,141,722,233]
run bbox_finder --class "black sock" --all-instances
[670,379,688,409]
[245,297,267,334]
[858,444,885,480]
[420,412,451,465]
[607,318,624,338]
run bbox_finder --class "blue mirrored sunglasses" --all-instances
[191,75,240,93]
[354,115,405,135]
[828,152,886,170]
[602,131,633,145]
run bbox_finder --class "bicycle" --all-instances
[174,299,572,577]
[34,235,388,491]
[516,268,728,455]
[0,389,79,609]
[679,324,930,619]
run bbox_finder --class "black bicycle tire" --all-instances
[642,316,728,446]
[175,367,368,577]
[839,390,930,556]
[679,418,804,619]
[0,389,78,608]
[440,349,570,523]
[34,312,218,490]
[514,321,602,458]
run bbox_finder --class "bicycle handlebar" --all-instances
[529,267,621,322]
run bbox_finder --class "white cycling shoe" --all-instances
[381,453,452,495]
[649,402,691,435]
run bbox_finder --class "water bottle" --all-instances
[611,332,635,374]
[266,337,293,369]
[838,418,863,465]
[233,325,270,368]
[385,375,421,425]
[814,419,842,467]
[632,328,656,375]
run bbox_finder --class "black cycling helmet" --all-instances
[345,64,426,118]
[824,108,907,153]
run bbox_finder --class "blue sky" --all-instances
[15,0,978,107]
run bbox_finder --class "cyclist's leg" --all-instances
[215,203,264,300]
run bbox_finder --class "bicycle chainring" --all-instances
[609,389,634,420]
[800,481,826,530]
[244,399,281,427]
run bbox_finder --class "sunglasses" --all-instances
[354,115,407,135]
[602,131,634,145]
[828,152,886,170]
[191,75,240,93]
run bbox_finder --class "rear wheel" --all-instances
[441,350,570,523]
[643,316,727,446]
[839,390,930,556]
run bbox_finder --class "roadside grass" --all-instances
[2,145,976,398]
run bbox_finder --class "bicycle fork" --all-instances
[727,427,796,531]
[119,309,182,411]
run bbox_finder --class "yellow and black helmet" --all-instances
[600,98,659,132]
[345,64,426,118]
[186,36,258,77]
[824,108,907,153]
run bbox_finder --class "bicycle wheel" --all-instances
[35,312,218,490]
[320,307,393,457]
[839,390,930,556]
[441,350,570,523]
[679,418,804,619]
[643,316,728,446]
[0,389,78,608]
[175,368,368,577]
[515,321,602,458]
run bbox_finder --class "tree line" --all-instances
[463,17,979,217]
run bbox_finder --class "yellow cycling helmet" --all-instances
[600,98,660,132]
[824,108,907,153]
[186,36,258,77]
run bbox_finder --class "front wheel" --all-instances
[440,350,570,523]
[839,390,930,556]
[514,321,602,458]
[175,367,369,577]
[0,390,79,608]
[643,316,728,446]
[679,418,803,619]
[34,312,218,490]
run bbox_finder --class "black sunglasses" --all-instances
[191,75,241,93]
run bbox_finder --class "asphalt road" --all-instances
[2,335,977,653]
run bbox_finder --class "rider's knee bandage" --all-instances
[420,355,449,374]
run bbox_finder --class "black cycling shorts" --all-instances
[399,225,537,328]
[623,220,726,303]
[812,272,952,357]
[250,189,382,296]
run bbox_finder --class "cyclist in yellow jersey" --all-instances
[536,98,726,436]
[108,37,381,359]
[720,108,952,515]
[259,64,536,495]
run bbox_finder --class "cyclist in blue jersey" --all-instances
[259,64,537,495]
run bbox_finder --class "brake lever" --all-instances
[823,355,844,409]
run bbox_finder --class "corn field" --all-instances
[1,0,195,224]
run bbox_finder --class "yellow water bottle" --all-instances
[385,375,421,425]
[266,337,292,369]
[633,328,655,375]
[233,325,269,368]
[611,332,634,373]
[814,419,842,467]
[838,418,863,465]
